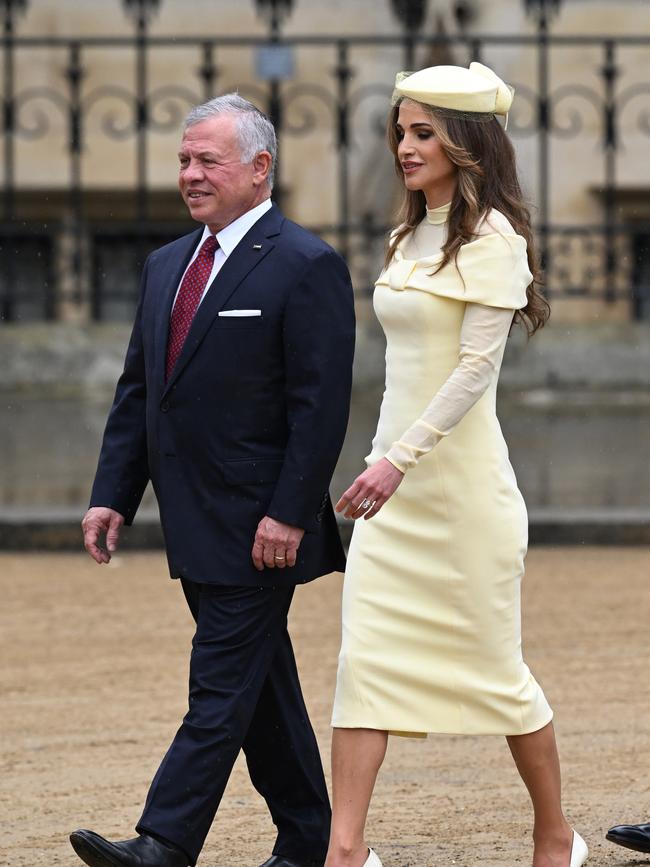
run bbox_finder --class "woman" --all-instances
[327,63,588,867]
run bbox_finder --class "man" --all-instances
[606,822,650,854]
[70,94,355,867]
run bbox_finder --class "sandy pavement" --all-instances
[1,548,649,866]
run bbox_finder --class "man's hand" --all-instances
[252,516,305,571]
[336,457,404,521]
[81,507,125,564]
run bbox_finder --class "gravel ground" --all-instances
[1,548,649,866]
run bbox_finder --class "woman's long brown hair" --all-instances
[386,100,550,336]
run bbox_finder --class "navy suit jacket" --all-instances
[90,204,355,586]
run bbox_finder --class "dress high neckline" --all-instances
[426,202,451,225]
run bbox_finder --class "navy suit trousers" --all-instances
[136,580,331,865]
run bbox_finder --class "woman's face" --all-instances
[395,99,457,206]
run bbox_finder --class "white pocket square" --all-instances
[218,309,262,317]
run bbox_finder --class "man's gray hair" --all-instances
[184,93,277,190]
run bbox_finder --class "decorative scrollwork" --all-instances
[279,82,338,137]
[617,82,650,138]
[13,87,69,140]
[82,85,137,140]
[1,28,649,322]
[549,83,603,139]
[147,85,200,133]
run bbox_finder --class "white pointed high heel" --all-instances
[570,829,588,866]
[363,848,383,867]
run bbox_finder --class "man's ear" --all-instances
[252,151,272,186]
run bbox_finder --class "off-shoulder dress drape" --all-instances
[331,203,553,737]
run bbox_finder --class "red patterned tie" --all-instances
[166,235,218,381]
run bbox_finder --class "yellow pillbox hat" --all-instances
[394,62,514,116]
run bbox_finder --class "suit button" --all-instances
[161,401,170,413]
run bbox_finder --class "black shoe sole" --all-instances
[70,832,124,867]
[606,832,650,854]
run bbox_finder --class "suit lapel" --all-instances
[162,205,284,396]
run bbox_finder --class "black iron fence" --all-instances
[1,5,650,321]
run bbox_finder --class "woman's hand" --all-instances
[335,458,405,520]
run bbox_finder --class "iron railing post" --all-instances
[1,0,27,321]
[335,40,352,261]
[602,40,618,306]
[64,40,84,320]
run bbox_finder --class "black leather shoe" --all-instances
[606,822,650,854]
[258,857,325,867]
[70,829,188,867]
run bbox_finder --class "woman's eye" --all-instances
[418,132,432,140]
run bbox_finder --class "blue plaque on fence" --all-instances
[255,44,295,81]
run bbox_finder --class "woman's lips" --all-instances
[401,162,423,174]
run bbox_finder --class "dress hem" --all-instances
[331,709,554,738]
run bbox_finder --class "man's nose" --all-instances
[183,160,205,181]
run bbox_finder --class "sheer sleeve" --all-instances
[384,303,514,472]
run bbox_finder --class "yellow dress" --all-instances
[332,203,553,736]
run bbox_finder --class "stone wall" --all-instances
[3,318,650,395]
[2,319,650,546]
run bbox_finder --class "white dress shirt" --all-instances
[172,197,273,311]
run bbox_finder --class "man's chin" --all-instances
[186,203,213,222]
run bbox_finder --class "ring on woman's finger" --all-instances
[359,498,374,511]
[274,554,286,561]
